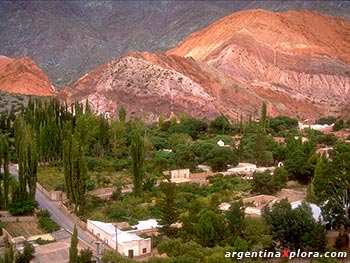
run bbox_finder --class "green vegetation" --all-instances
[15,241,35,263]
[37,210,60,233]
[3,97,350,261]
[69,225,78,263]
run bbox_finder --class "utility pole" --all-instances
[113,223,118,253]
[93,240,102,263]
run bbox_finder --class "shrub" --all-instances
[35,238,55,245]
[86,181,96,191]
[9,200,38,215]
[37,210,60,233]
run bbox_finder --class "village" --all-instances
[0,95,348,263]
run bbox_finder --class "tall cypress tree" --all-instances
[14,116,38,202]
[0,136,10,209]
[69,225,78,263]
[130,129,144,197]
[63,132,87,212]
[118,105,126,124]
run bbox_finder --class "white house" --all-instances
[87,220,152,258]
[163,169,191,183]
[217,140,225,147]
[227,163,257,175]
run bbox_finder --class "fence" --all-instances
[36,182,67,201]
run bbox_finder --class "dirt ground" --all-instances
[32,241,70,263]
[2,221,44,238]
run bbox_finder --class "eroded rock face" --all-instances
[59,52,224,121]
[0,56,55,96]
[167,9,350,119]
[60,9,350,121]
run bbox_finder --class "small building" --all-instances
[163,169,191,183]
[217,140,225,147]
[87,220,152,258]
[227,163,257,175]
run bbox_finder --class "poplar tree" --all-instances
[130,129,144,197]
[69,225,78,263]
[0,135,10,209]
[14,116,38,202]
[119,105,126,124]
[63,132,87,212]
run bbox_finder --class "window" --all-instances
[143,248,147,254]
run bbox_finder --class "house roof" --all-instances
[88,219,150,245]
[291,201,323,222]
[134,219,159,231]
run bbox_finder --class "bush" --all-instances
[35,238,55,245]
[316,116,337,125]
[37,210,60,233]
[0,223,3,236]
[86,181,96,191]
[15,241,35,263]
[113,159,129,171]
[9,200,38,215]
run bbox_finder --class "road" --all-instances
[9,165,98,252]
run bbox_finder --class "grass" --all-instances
[2,221,44,238]
[37,164,132,191]
[37,166,64,191]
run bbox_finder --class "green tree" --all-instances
[63,132,88,212]
[14,116,38,203]
[69,225,78,263]
[78,249,93,263]
[15,241,35,263]
[210,115,231,134]
[196,210,226,247]
[251,171,279,195]
[101,250,135,263]
[173,144,197,172]
[273,167,289,189]
[108,119,126,158]
[224,200,245,240]
[0,135,10,209]
[262,199,325,251]
[0,243,14,263]
[130,129,144,197]
[119,105,126,124]
[284,138,316,184]
[157,182,179,236]
[244,216,272,251]
[260,101,268,132]
[206,146,238,172]
[313,142,350,234]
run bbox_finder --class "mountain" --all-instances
[1,1,349,88]
[59,9,350,121]
[0,56,55,96]
[58,52,225,121]
[167,9,350,119]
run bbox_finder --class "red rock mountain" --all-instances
[61,9,350,121]
[0,56,55,96]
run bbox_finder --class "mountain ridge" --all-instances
[1,1,349,87]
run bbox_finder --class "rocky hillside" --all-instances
[1,1,349,87]
[59,9,350,121]
[167,9,350,119]
[0,56,55,96]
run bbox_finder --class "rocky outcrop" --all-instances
[59,10,350,121]
[58,52,225,121]
[1,2,349,87]
[0,56,55,96]
[167,9,350,119]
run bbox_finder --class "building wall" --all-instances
[119,238,151,257]
[86,221,113,245]
[170,169,190,179]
